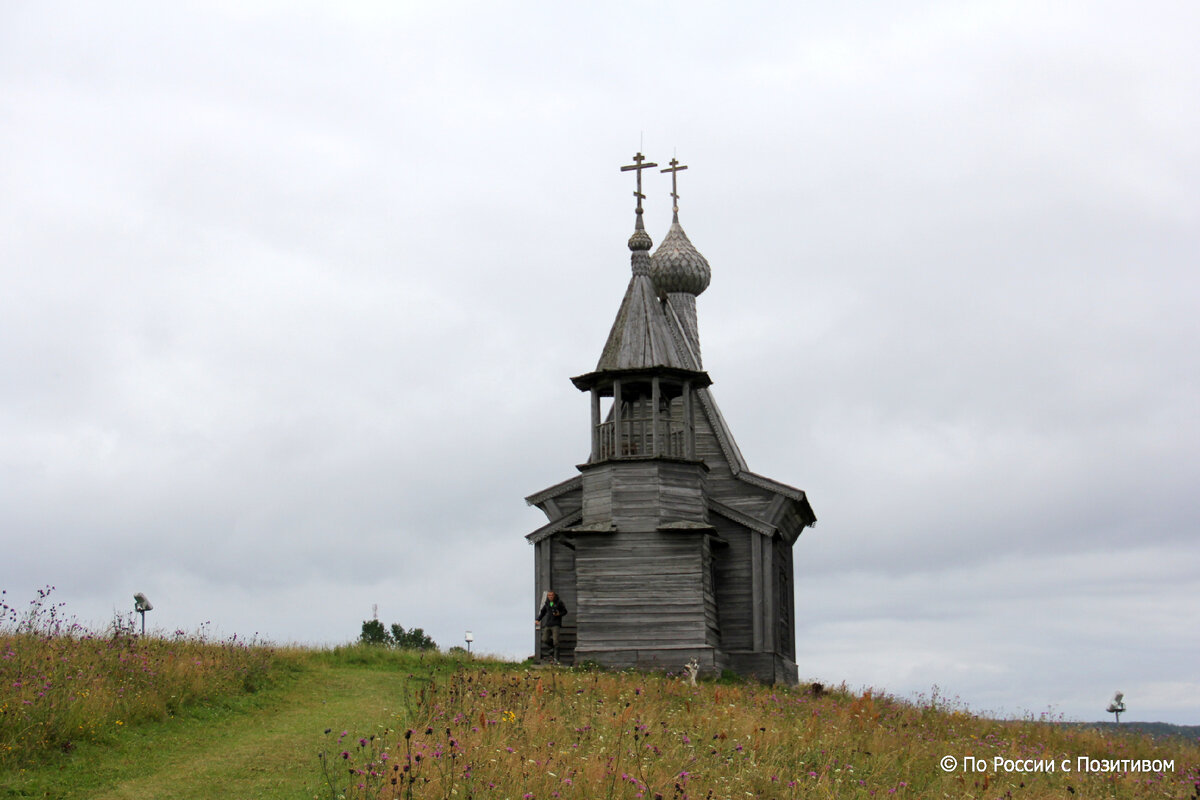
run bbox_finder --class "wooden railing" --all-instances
[596,419,686,460]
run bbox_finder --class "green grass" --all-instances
[0,646,488,799]
[1,627,1197,800]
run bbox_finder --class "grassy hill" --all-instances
[1067,721,1200,742]
[1,627,1197,799]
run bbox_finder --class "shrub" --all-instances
[390,624,436,651]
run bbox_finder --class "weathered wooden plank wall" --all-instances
[712,519,753,650]
[574,531,709,653]
[549,537,578,663]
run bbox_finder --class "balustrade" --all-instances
[595,416,687,460]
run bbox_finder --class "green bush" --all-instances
[356,620,437,650]
[390,624,436,651]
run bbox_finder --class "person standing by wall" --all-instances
[536,590,568,663]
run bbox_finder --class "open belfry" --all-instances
[525,154,816,683]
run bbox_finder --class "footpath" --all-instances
[1,664,410,800]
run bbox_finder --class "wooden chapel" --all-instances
[525,154,816,683]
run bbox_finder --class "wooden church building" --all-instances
[525,154,816,684]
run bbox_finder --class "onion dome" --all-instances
[650,221,711,296]
[628,217,653,253]
[628,213,653,276]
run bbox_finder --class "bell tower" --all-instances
[571,154,712,532]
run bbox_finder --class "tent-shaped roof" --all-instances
[594,268,688,372]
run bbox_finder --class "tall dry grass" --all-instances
[0,587,286,765]
[325,665,1199,800]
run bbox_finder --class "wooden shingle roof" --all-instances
[595,270,689,372]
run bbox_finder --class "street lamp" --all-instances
[464,630,474,654]
[134,593,153,636]
[1106,691,1126,723]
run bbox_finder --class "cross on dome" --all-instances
[619,152,658,216]
[661,157,688,221]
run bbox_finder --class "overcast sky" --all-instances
[2,1,1197,725]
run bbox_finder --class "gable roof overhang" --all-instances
[526,508,583,545]
[708,485,816,546]
[707,497,777,537]
[570,366,712,393]
[524,474,582,508]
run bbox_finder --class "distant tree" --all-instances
[390,623,437,651]
[359,619,391,646]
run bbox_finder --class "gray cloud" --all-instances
[2,1,1197,724]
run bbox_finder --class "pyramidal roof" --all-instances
[594,209,692,372]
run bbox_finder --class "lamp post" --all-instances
[464,631,474,654]
[134,593,153,636]
[1106,691,1126,723]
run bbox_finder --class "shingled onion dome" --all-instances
[628,213,654,276]
[650,219,710,296]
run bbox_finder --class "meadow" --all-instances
[323,665,1198,800]
[0,587,287,765]
[2,591,1197,799]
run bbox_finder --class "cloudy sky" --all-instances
[2,1,1197,724]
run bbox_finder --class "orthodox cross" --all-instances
[661,157,688,218]
[620,152,658,215]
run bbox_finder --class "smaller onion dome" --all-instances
[650,221,711,296]
[628,224,653,253]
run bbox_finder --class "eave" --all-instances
[526,508,583,545]
[570,366,712,393]
[524,475,583,507]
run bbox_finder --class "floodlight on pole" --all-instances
[133,593,153,636]
[464,630,474,654]
[1106,691,1126,723]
